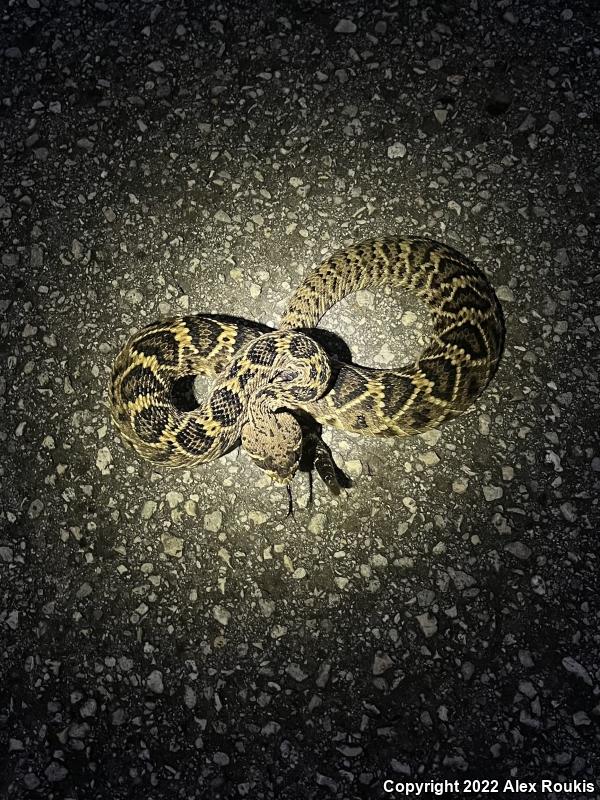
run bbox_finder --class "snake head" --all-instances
[238,330,332,483]
[241,405,303,484]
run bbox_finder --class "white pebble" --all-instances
[562,656,592,685]
[292,567,307,579]
[248,511,268,525]
[308,513,326,535]
[95,447,112,474]
[146,670,164,694]
[372,652,394,675]
[141,500,157,520]
[505,541,531,560]
[496,285,515,302]
[387,142,406,159]
[183,686,197,709]
[204,510,222,532]
[416,612,438,638]
[166,491,183,509]
[483,485,503,501]
[287,663,308,681]
[213,605,231,625]
[214,209,232,224]
[334,18,357,33]
[161,533,183,558]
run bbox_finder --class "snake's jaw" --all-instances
[242,433,303,484]
[245,449,300,485]
[263,466,296,485]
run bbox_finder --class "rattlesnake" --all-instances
[109,237,504,488]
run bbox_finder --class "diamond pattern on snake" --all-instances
[109,237,504,492]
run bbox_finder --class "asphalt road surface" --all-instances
[1,1,598,798]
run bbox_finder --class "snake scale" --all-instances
[109,237,504,488]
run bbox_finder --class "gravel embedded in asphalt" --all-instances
[1,1,599,798]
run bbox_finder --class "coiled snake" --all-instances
[109,237,504,491]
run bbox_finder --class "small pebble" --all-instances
[161,533,183,558]
[416,612,438,638]
[141,500,157,519]
[204,510,223,532]
[504,541,532,560]
[146,670,164,694]
[372,653,394,675]
[214,209,232,224]
[308,513,326,534]
[334,18,357,33]
[213,605,231,625]
[387,142,407,159]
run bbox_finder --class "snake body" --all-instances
[110,237,504,482]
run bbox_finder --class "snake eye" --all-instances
[273,369,298,383]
